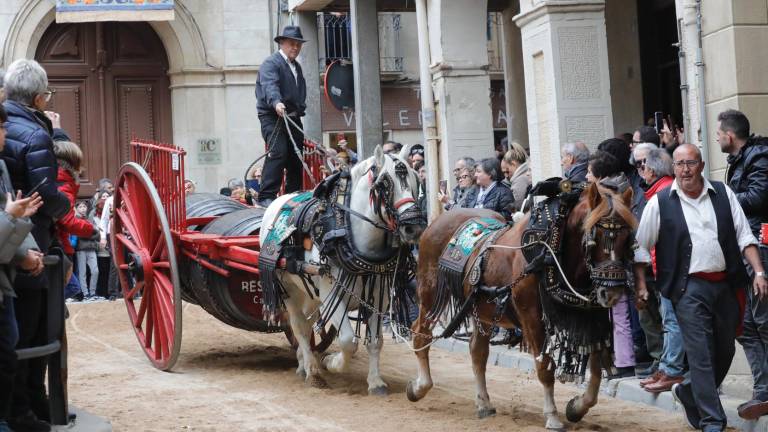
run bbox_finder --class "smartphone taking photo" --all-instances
[439,180,448,195]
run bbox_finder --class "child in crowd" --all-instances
[74,200,99,297]
[53,141,99,300]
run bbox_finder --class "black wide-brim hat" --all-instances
[274,25,307,43]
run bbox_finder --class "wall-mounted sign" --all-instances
[197,138,222,165]
[56,0,175,23]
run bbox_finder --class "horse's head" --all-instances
[350,145,426,244]
[579,179,637,308]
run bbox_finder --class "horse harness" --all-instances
[433,217,525,339]
[258,164,422,339]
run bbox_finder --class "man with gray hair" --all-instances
[560,141,589,182]
[2,58,69,431]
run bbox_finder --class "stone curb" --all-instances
[432,338,768,432]
[52,406,112,432]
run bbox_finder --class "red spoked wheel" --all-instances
[111,162,182,371]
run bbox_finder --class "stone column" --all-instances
[501,2,529,147]
[514,0,614,181]
[296,11,322,141]
[427,0,495,186]
[350,0,383,158]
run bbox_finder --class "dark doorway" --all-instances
[637,0,683,129]
[36,22,173,197]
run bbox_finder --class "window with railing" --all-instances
[318,12,403,74]
[487,12,503,73]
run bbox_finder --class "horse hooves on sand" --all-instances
[565,397,586,423]
[308,375,329,389]
[368,385,389,397]
[476,407,497,419]
[405,381,421,402]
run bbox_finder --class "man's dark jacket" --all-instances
[255,51,306,118]
[1,100,70,251]
[565,162,587,183]
[726,135,768,237]
[462,182,515,220]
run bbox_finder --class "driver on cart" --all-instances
[255,25,308,208]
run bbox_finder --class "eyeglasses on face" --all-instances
[459,174,471,180]
[410,149,425,155]
[673,160,700,169]
[43,88,55,102]
[634,159,646,169]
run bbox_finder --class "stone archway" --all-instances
[2,0,210,73]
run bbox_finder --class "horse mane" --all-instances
[348,151,420,194]
[582,184,637,232]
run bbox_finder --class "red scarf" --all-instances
[644,175,674,201]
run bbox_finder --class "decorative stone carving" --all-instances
[565,115,605,148]
[558,27,601,100]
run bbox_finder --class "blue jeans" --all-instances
[659,296,685,377]
[0,296,19,420]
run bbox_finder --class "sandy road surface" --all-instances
[65,301,691,432]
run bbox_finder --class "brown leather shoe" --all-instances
[644,373,684,393]
[640,370,664,388]
[738,399,768,420]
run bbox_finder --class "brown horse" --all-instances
[406,182,636,430]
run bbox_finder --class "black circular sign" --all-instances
[324,60,355,112]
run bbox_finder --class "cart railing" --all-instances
[130,139,187,233]
[129,138,326,232]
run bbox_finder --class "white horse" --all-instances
[260,144,425,393]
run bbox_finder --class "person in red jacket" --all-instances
[53,141,98,258]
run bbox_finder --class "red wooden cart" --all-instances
[110,139,333,370]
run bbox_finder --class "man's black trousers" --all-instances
[673,277,739,431]
[258,114,303,202]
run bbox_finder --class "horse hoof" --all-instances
[295,367,307,379]
[368,385,389,397]
[308,375,329,389]
[545,416,565,431]
[565,397,586,423]
[406,381,421,402]
[476,407,497,419]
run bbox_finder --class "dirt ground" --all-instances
[64,301,691,432]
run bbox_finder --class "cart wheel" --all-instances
[284,324,337,354]
[111,162,182,371]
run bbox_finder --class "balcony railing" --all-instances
[318,12,403,74]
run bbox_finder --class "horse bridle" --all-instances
[367,158,427,233]
[582,194,635,292]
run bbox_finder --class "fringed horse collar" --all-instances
[311,168,419,342]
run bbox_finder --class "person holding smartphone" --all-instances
[439,157,476,210]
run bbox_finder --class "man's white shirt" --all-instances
[634,178,757,273]
[279,49,298,83]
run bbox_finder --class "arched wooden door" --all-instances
[36,22,172,196]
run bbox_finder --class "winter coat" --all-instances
[508,161,532,212]
[726,135,768,237]
[1,100,70,251]
[0,160,38,300]
[462,182,515,220]
[55,167,95,255]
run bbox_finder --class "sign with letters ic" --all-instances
[56,0,175,23]
[197,138,222,165]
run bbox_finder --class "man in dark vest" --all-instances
[255,26,307,207]
[634,144,768,431]
[717,109,768,419]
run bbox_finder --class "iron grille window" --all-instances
[318,12,403,74]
